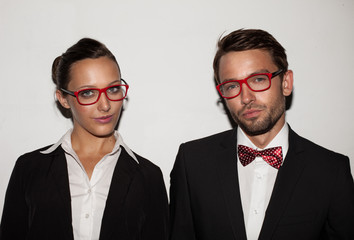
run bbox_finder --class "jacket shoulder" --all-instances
[173,129,236,167]
[15,144,59,169]
[18,145,54,157]
[291,129,348,160]
[183,129,235,148]
[289,129,350,173]
[133,152,164,178]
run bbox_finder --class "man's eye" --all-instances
[249,75,267,84]
[255,77,267,82]
[224,83,239,91]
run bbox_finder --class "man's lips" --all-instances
[242,109,262,119]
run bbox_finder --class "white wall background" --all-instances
[1,0,353,216]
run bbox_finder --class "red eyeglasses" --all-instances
[216,69,283,99]
[61,79,129,105]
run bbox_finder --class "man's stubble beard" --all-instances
[230,96,286,137]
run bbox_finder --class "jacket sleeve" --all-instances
[0,157,29,239]
[169,144,197,240]
[324,156,354,239]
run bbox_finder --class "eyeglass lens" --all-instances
[77,85,127,105]
[220,74,270,98]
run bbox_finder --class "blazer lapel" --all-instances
[99,147,139,240]
[258,128,307,240]
[217,129,247,240]
[49,146,74,240]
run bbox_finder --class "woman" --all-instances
[0,38,168,240]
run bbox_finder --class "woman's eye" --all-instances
[78,90,95,98]
[107,86,120,94]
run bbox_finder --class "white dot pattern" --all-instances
[238,145,283,169]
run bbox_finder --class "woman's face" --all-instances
[57,57,123,138]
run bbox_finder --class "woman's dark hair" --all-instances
[213,29,288,84]
[52,38,120,118]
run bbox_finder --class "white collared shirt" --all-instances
[41,130,138,240]
[237,124,289,240]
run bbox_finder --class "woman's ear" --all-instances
[282,70,294,97]
[56,90,71,109]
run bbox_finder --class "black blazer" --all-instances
[169,126,354,240]
[0,145,169,240]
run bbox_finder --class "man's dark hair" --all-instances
[213,29,288,84]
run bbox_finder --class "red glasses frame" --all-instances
[216,69,283,99]
[61,79,129,105]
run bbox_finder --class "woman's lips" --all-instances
[94,115,113,124]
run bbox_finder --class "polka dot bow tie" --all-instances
[238,145,283,169]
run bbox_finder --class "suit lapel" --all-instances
[216,129,247,240]
[99,147,139,240]
[49,146,74,240]
[258,128,307,240]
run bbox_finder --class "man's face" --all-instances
[218,49,293,137]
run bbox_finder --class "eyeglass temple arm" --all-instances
[60,88,76,97]
[272,69,283,78]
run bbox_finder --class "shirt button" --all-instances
[256,174,262,179]
[88,189,91,194]
[254,209,258,214]
[85,214,90,218]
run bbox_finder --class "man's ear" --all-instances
[282,70,293,97]
[56,90,71,109]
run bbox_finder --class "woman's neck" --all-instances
[70,128,116,158]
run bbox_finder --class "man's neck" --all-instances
[244,118,286,149]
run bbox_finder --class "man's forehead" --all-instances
[219,51,275,79]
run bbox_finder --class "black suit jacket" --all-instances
[0,145,169,240]
[169,127,354,240]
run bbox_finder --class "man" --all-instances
[169,29,354,240]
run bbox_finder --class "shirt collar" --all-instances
[237,123,289,159]
[40,129,139,164]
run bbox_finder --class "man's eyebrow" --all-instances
[221,69,271,83]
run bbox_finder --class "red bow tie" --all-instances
[238,145,283,169]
